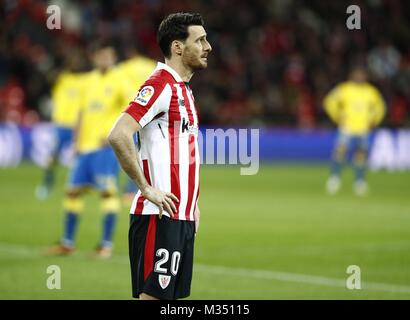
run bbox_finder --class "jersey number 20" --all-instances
[154,248,181,275]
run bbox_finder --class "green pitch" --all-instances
[0,163,409,299]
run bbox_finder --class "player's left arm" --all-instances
[72,81,86,154]
[72,110,83,154]
[194,203,200,234]
[108,113,178,217]
[371,88,386,127]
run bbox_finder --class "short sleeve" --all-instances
[125,81,172,128]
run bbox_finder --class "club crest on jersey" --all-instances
[135,86,154,106]
[159,274,171,289]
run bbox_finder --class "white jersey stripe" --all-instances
[190,140,200,220]
[181,85,198,220]
[174,84,188,221]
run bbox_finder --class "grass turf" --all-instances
[0,163,409,299]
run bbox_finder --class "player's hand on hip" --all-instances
[141,185,179,219]
[194,205,200,234]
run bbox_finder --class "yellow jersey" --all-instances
[324,81,386,135]
[118,55,156,100]
[76,68,129,153]
[51,71,85,128]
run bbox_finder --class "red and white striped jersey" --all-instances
[125,62,200,221]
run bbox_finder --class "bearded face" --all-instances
[181,25,212,71]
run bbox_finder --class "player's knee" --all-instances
[100,193,120,213]
[101,190,114,198]
[139,293,159,300]
[65,188,82,198]
[354,149,367,165]
[334,145,347,160]
[63,195,84,213]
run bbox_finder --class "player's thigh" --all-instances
[129,215,151,270]
[153,218,195,296]
[334,132,351,155]
[92,146,119,193]
[128,215,155,298]
[129,215,195,299]
[55,126,74,154]
[173,221,195,297]
[355,134,369,153]
[66,152,93,190]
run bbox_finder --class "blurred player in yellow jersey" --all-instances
[324,66,386,196]
[117,45,156,201]
[35,51,85,199]
[119,45,157,101]
[50,42,128,258]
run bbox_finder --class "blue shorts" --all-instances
[68,146,119,192]
[54,126,74,155]
[335,132,369,151]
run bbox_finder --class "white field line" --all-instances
[1,242,410,295]
[193,264,410,294]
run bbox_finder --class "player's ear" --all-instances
[171,40,184,56]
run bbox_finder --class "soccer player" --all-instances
[35,51,84,200]
[324,66,386,195]
[119,45,157,101]
[108,13,212,300]
[50,42,128,258]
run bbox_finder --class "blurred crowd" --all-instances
[1,0,410,128]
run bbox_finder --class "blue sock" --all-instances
[355,165,366,182]
[62,212,79,247]
[101,213,117,248]
[41,167,55,190]
[330,160,342,177]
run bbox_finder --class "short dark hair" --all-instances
[157,12,204,58]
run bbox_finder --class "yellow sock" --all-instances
[101,196,121,213]
[63,197,84,213]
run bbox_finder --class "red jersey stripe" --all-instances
[134,159,152,215]
[134,193,144,215]
[181,85,195,126]
[143,215,157,281]
[185,134,196,220]
[142,159,152,185]
[169,85,181,219]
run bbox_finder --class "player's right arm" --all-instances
[72,109,83,155]
[323,85,343,124]
[108,81,178,217]
[108,114,177,217]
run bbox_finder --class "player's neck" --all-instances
[164,59,194,82]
